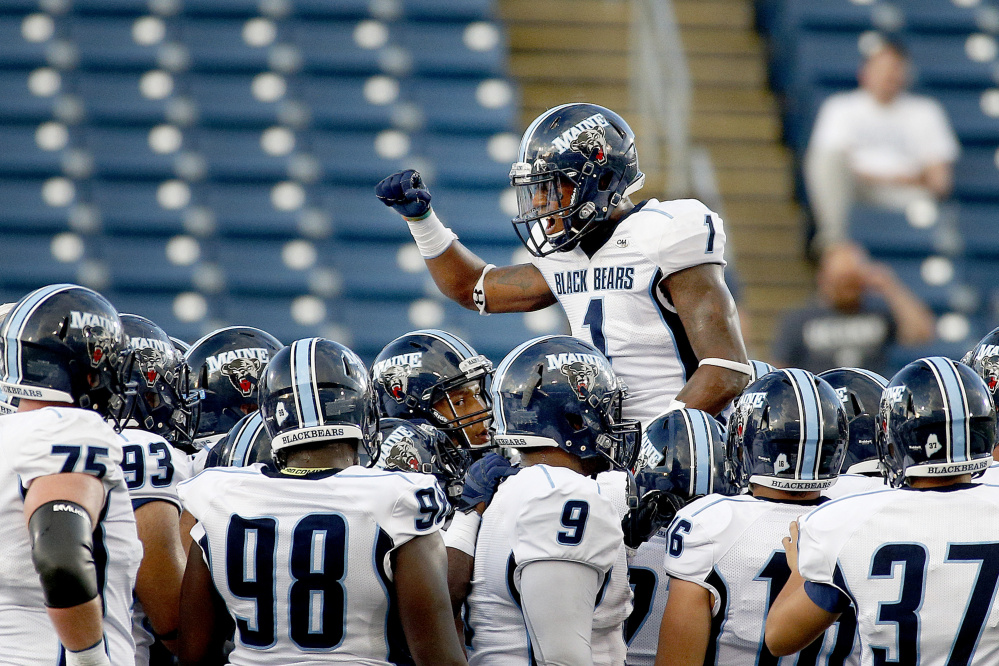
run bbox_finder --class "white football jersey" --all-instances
[532,198,727,427]
[592,470,633,666]
[467,465,622,665]
[663,494,860,666]
[0,407,142,665]
[178,464,449,665]
[626,530,671,666]
[119,428,193,666]
[798,483,999,665]
[822,473,887,500]
[978,461,999,484]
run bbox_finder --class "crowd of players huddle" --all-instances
[2,280,999,665]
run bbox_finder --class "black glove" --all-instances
[374,169,432,218]
[455,452,519,513]
[621,489,685,549]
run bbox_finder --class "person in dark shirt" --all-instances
[772,242,935,376]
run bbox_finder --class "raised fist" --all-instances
[375,169,433,219]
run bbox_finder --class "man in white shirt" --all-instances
[805,40,959,251]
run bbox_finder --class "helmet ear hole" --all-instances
[598,171,613,190]
[565,411,585,432]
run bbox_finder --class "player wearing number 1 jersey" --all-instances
[375,103,749,427]
[767,357,999,664]
[178,338,466,666]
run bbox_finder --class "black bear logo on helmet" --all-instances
[134,348,165,386]
[84,325,114,368]
[561,361,598,400]
[569,126,608,165]
[379,365,410,403]
[220,357,263,398]
[385,437,422,472]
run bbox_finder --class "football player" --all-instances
[963,326,999,482]
[467,335,640,665]
[767,357,999,663]
[377,417,471,502]
[115,314,198,663]
[818,366,889,499]
[370,329,493,451]
[203,410,274,470]
[625,408,740,666]
[177,337,466,665]
[375,103,749,428]
[0,284,143,665]
[656,369,858,666]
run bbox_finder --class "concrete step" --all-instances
[694,87,776,114]
[674,0,753,30]
[499,0,629,25]
[683,28,761,57]
[725,200,801,229]
[716,167,794,199]
[692,112,781,142]
[510,52,628,83]
[706,143,792,170]
[508,24,628,53]
[737,257,813,285]
[744,285,813,315]
[690,55,766,87]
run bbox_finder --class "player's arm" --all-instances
[519,559,602,666]
[395,532,468,666]
[654,578,712,666]
[376,170,556,313]
[765,521,841,656]
[23,472,110,664]
[178,540,233,666]
[134,500,186,654]
[664,263,749,415]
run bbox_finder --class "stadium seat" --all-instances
[93,235,206,292]
[957,203,999,258]
[84,126,180,179]
[180,19,279,73]
[0,71,62,123]
[221,295,330,343]
[314,186,405,241]
[182,73,293,128]
[329,240,435,300]
[338,298,427,358]
[68,16,173,71]
[193,128,298,181]
[883,256,978,315]
[287,21,384,75]
[74,72,175,126]
[906,34,998,89]
[414,133,511,188]
[397,22,505,77]
[0,180,74,232]
[443,303,567,364]
[935,89,999,145]
[953,148,999,202]
[0,234,83,287]
[0,16,57,68]
[0,126,68,177]
[216,239,321,295]
[90,180,191,236]
[849,205,946,258]
[402,0,496,22]
[291,75,396,131]
[197,183,318,238]
[310,130,407,185]
[401,77,516,133]
[106,291,216,342]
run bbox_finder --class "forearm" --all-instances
[922,162,953,198]
[135,502,186,653]
[765,569,839,656]
[425,242,488,309]
[674,365,749,416]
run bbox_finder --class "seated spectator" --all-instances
[805,40,959,251]
[772,242,935,376]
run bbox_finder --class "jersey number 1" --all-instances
[583,299,608,358]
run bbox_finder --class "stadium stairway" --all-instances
[498,0,811,357]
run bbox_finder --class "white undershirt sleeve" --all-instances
[519,559,601,666]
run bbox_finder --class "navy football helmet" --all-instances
[963,326,999,410]
[0,284,127,416]
[259,337,379,469]
[184,326,284,449]
[371,329,493,449]
[747,360,777,384]
[510,103,645,256]
[877,357,996,488]
[204,410,274,470]
[116,314,200,450]
[377,417,471,500]
[490,335,640,472]
[637,408,740,497]
[818,367,888,475]
[727,369,848,491]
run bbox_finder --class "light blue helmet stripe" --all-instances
[491,335,560,435]
[3,284,75,385]
[292,338,321,428]
[517,104,577,160]
[922,356,968,462]
[786,369,822,480]
[413,329,477,359]
[843,367,889,388]
[748,360,776,383]
[689,409,713,496]
[232,411,265,467]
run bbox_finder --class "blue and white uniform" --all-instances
[531,198,727,427]
[119,428,193,666]
[0,408,142,664]
[178,464,449,665]
[663,494,859,665]
[798,484,999,665]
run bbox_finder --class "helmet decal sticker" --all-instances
[560,361,599,400]
[220,357,263,397]
[569,125,608,165]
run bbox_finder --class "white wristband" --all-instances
[405,209,458,259]
[698,358,753,376]
[65,639,111,666]
[473,264,495,315]
[442,509,481,557]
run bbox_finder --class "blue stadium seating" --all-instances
[310,130,407,185]
[183,73,291,127]
[84,127,179,180]
[198,183,318,238]
[0,234,82,287]
[91,181,190,236]
[292,76,396,131]
[216,239,321,296]
[953,148,999,202]
[849,205,946,257]
[0,71,62,123]
[180,19,280,73]
[107,291,216,342]
[68,17,172,71]
[401,77,516,133]
[0,16,56,68]
[193,128,298,182]
[415,133,511,188]
[93,236,205,292]
[0,180,74,232]
[73,72,175,126]
[0,126,67,178]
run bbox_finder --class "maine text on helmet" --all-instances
[545,352,602,372]
[129,337,174,355]
[206,348,270,374]
[550,113,611,155]
[371,352,423,378]
[70,310,118,333]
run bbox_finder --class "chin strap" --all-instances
[698,358,753,376]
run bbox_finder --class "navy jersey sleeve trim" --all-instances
[804,581,851,613]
